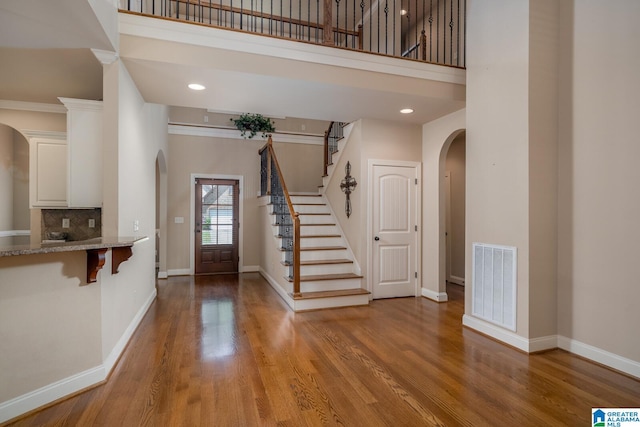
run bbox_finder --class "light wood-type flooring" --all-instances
[6,274,640,426]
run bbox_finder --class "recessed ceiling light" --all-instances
[400,108,414,114]
[188,83,206,91]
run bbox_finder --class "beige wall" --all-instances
[557,0,640,363]
[0,124,13,230]
[445,133,465,281]
[272,141,323,193]
[0,252,103,403]
[13,130,30,230]
[167,134,263,272]
[421,109,465,299]
[169,107,330,135]
[466,0,532,337]
[325,119,422,289]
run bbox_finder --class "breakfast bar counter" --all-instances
[0,236,148,283]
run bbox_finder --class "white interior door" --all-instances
[371,163,419,299]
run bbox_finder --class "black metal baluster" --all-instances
[456,0,460,66]
[436,0,440,63]
[280,0,283,36]
[449,0,453,65]
[392,0,395,55]
[361,0,365,50]
[384,0,388,54]
[369,0,372,52]
[336,0,340,47]
[376,0,379,52]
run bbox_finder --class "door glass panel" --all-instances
[201,184,234,246]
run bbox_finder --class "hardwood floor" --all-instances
[7,274,639,426]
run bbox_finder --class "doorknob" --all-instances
[374,236,380,241]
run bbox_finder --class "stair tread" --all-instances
[301,223,336,226]
[298,212,330,215]
[292,288,370,300]
[300,272,363,281]
[300,246,347,251]
[301,234,341,238]
[293,203,326,206]
[301,258,354,266]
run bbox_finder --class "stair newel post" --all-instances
[323,127,330,177]
[293,212,301,296]
[420,29,427,61]
[323,0,333,46]
[267,137,273,195]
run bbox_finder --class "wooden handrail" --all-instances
[170,0,361,38]
[264,137,301,295]
[323,121,334,177]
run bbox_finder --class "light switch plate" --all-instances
[174,217,184,224]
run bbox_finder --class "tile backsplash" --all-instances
[41,208,102,242]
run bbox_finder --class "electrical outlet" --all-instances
[88,219,95,228]
[133,220,139,232]
[62,218,70,228]
[204,115,209,123]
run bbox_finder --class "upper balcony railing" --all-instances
[120,0,465,68]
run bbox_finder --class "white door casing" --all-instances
[369,160,420,299]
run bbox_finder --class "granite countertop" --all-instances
[0,236,148,257]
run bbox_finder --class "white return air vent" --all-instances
[472,243,517,331]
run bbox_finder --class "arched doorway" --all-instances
[156,150,168,279]
[0,123,30,243]
[442,132,466,297]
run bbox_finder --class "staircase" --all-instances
[271,193,369,311]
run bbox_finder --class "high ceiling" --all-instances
[0,2,465,124]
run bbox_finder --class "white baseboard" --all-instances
[0,289,157,424]
[558,336,640,379]
[103,288,156,374]
[528,335,559,353]
[463,314,531,352]
[0,366,105,423]
[421,287,448,302]
[157,271,168,279]
[258,268,294,310]
[448,275,465,286]
[167,268,191,276]
[241,265,260,273]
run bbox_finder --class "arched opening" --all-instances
[443,132,466,301]
[156,150,168,279]
[0,123,30,244]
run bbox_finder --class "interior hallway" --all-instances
[7,274,639,426]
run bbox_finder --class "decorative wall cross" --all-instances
[340,161,357,218]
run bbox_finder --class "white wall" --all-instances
[445,134,466,281]
[557,0,640,366]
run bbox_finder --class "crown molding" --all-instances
[0,100,66,114]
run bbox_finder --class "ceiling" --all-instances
[0,2,465,124]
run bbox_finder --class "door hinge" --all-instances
[415,272,418,278]
[415,178,418,185]
[415,225,418,231]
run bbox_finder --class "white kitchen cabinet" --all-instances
[28,134,68,207]
[59,98,103,208]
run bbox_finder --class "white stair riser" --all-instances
[300,236,343,248]
[300,277,363,293]
[298,214,333,225]
[290,196,324,204]
[300,263,354,276]
[293,293,369,311]
[299,249,348,261]
[293,204,329,214]
[300,225,339,235]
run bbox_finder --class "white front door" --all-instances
[371,162,419,299]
